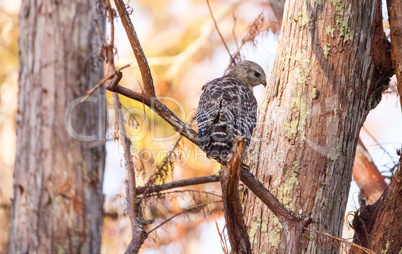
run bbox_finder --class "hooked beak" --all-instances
[261,79,267,87]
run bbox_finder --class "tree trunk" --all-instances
[352,154,401,253]
[8,1,106,253]
[243,0,392,253]
[386,0,402,108]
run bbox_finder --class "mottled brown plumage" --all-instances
[196,60,267,162]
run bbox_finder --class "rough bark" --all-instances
[8,1,106,253]
[352,155,401,253]
[243,0,392,253]
[386,0,402,108]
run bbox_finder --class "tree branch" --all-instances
[106,84,199,146]
[143,189,222,199]
[239,168,294,222]
[105,2,146,253]
[82,63,131,102]
[113,0,155,96]
[220,136,251,254]
[206,0,235,65]
[147,200,222,236]
[137,116,196,204]
[136,175,220,195]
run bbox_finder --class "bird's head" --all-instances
[230,60,267,88]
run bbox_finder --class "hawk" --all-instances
[196,60,267,162]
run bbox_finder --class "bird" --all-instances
[196,60,267,162]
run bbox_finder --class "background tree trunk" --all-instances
[243,0,392,253]
[8,0,106,253]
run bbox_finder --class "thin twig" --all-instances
[147,200,222,235]
[304,228,376,254]
[362,126,395,161]
[143,189,222,199]
[136,174,220,195]
[138,116,196,204]
[81,63,131,102]
[165,0,241,79]
[206,0,235,65]
[232,12,239,51]
[216,220,229,254]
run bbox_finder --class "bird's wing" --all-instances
[196,77,256,158]
[239,89,258,147]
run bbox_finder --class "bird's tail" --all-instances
[206,122,233,161]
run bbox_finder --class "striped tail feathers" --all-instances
[206,107,237,161]
[207,122,232,160]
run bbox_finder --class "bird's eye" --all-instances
[254,71,261,77]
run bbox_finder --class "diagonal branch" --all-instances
[138,116,196,205]
[147,200,222,236]
[82,63,131,102]
[206,0,235,65]
[113,0,155,96]
[106,84,199,145]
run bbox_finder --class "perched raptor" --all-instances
[196,60,267,162]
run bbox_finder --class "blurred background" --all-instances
[0,0,400,253]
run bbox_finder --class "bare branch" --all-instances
[362,126,396,162]
[240,168,294,222]
[240,168,311,254]
[232,12,239,51]
[165,0,241,79]
[147,200,221,235]
[226,12,266,72]
[215,221,229,254]
[136,175,220,195]
[113,0,155,96]
[138,116,197,204]
[305,228,376,254]
[143,189,222,199]
[81,63,131,102]
[206,0,235,65]
[106,84,199,146]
